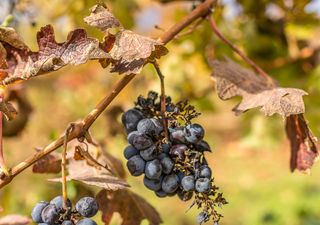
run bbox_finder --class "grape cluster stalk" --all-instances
[122,91,227,224]
[31,196,99,225]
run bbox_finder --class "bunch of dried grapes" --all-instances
[121,91,227,224]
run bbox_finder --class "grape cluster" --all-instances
[122,92,227,224]
[31,196,99,225]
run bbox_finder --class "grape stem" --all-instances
[0,0,217,188]
[0,88,9,176]
[152,61,169,141]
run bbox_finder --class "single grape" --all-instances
[140,145,157,161]
[38,223,50,225]
[50,196,72,212]
[145,159,162,180]
[62,220,74,225]
[170,144,187,160]
[123,145,139,160]
[75,197,99,218]
[76,218,97,225]
[194,140,211,152]
[132,133,153,150]
[127,131,141,146]
[176,171,185,182]
[31,201,49,223]
[157,152,168,160]
[169,127,186,144]
[161,143,170,153]
[197,211,209,224]
[41,204,60,224]
[137,118,163,136]
[143,176,162,191]
[181,175,195,192]
[162,174,179,194]
[199,165,212,178]
[121,109,144,133]
[184,124,205,143]
[155,190,168,198]
[178,190,193,201]
[126,155,146,176]
[195,178,211,193]
[160,157,174,174]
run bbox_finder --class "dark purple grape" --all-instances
[161,143,170,153]
[155,190,167,198]
[195,178,211,193]
[132,133,153,150]
[140,145,157,161]
[127,131,141,146]
[170,144,187,160]
[75,197,99,218]
[177,171,185,182]
[184,124,204,143]
[137,118,163,136]
[126,155,146,176]
[145,159,162,180]
[76,218,97,225]
[50,196,72,212]
[197,211,209,224]
[121,109,144,133]
[194,140,211,152]
[31,201,49,223]
[160,157,174,174]
[169,127,186,143]
[143,176,162,191]
[178,190,193,201]
[199,165,212,178]
[157,152,168,160]
[181,175,195,192]
[123,145,139,160]
[62,220,74,225]
[162,174,179,194]
[41,204,59,224]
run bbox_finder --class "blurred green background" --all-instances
[1,0,320,224]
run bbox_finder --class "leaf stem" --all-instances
[0,88,9,176]
[62,125,73,209]
[207,16,272,82]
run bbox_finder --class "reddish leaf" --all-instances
[0,215,30,225]
[96,189,162,225]
[211,58,307,117]
[286,114,319,172]
[1,25,109,84]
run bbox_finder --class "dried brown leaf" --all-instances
[286,114,319,172]
[32,151,61,174]
[0,215,30,225]
[96,189,162,225]
[1,25,110,84]
[0,27,29,50]
[84,4,122,31]
[211,58,307,117]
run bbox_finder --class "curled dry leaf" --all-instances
[96,189,162,225]
[0,25,109,84]
[0,215,30,225]
[84,4,168,75]
[286,114,319,172]
[211,58,307,117]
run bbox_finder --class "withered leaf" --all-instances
[286,114,319,172]
[84,4,168,75]
[0,215,30,225]
[32,152,61,174]
[96,189,162,225]
[1,25,110,84]
[0,27,29,50]
[211,58,307,117]
[84,4,122,31]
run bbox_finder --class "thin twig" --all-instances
[207,16,273,83]
[0,89,9,176]
[152,61,169,140]
[62,125,73,209]
[0,0,216,189]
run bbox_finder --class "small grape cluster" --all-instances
[122,91,227,224]
[31,196,99,225]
